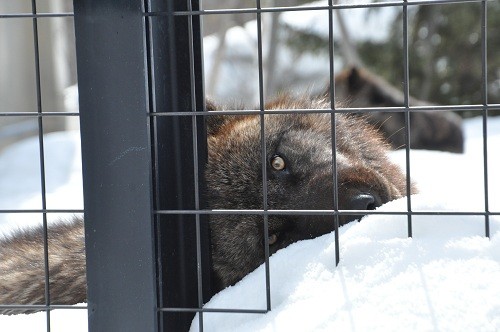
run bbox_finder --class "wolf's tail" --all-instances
[0,218,86,315]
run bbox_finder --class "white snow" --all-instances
[190,116,500,332]
[0,306,87,332]
[0,131,83,237]
[0,131,86,331]
[0,116,499,331]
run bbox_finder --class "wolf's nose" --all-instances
[348,193,380,210]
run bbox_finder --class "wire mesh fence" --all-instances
[0,0,498,331]
[0,0,84,330]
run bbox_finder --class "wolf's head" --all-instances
[206,97,410,292]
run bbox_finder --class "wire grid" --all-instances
[0,0,84,329]
[0,0,496,331]
[147,0,496,330]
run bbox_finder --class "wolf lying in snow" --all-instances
[0,96,410,314]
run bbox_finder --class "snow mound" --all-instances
[190,117,500,331]
[0,117,499,331]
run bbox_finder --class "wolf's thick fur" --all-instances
[0,96,409,314]
[207,96,410,290]
[0,220,86,314]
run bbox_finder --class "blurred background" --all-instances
[0,1,76,151]
[202,0,500,108]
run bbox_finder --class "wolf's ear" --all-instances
[347,66,363,93]
[206,98,218,112]
[205,99,229,137]
[206,99,250,137]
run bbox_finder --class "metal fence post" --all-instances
[147,0,212,330]
[73,0,158,330]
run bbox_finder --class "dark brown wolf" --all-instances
[0,96,410,314]
[332,66,464,153]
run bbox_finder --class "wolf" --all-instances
[0,220,86,315]
[332,66,464,153]
[0,96,410,314]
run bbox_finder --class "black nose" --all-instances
[340,193,382,225]
[347,193,380,211]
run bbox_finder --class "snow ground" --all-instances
[0,131,83,237]
[0,116,499,331]
[189,116,500,332]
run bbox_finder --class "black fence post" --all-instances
[73,0,158,331]
[147,0,212,330]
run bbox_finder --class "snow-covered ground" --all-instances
[0,131,83,237]
[0,116,499,331]
[189,116,500,332]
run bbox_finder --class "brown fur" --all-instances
[0,219,86,314]
[0,96,411,314]
[206,96,411,290]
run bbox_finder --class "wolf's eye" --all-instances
[270,155,286,171]
[268,233,278,245]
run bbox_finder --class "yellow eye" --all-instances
[271,155,286,171]
[268,233,278,245]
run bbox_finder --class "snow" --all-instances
[190,116,500,331]
[0,116,499,331]
[0,131,86,331]
[0,306,87,332]
[0,131,83,237]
